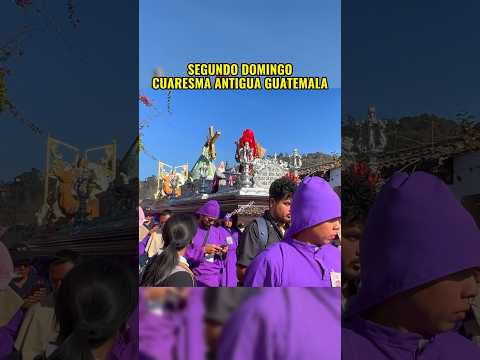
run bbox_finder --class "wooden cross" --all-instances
[207,126,221,160]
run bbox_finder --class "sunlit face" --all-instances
[49,261,75,291]
[270,197,292,224]
[223,219,232,229]
[398,268,479,336]
[200,215,216,229]
[342,222,363,281]
[297,217,340,246]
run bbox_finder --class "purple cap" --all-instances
[285,176,341,238]
[196,200,221,219]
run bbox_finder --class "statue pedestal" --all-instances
[148,187,270,225]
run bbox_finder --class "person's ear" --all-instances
[268,197,274,208]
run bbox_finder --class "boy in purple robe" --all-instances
[217,288,341,360]
[342,171,480,359]
[185,200,231,287]
[244,176,341,287]
[219,214,240,287]
[139,288,206,360]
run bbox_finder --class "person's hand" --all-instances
[22,288,47,309]
[220,245,229,254]
[203,244,222,255]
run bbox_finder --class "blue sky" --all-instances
[139,0,341,86]
[1,2,137,181]
[343,1,480,120]
[140,89,340,179]
[139,0,341,179]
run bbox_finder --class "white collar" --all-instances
[179,255,189,266]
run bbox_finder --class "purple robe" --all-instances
[0,309,24,358]
[220,227,240,287]
[217,288,340,360]
[244,238,340,287]
[343,315,480,359]
[343,172,480,359]
[185,226,228,287]
[108,307,139,360]
[139,289,206,360]
[138,233,150,255]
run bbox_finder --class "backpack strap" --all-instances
[168,263,196,286]
[254,217,268,249]
[145,233,153,254]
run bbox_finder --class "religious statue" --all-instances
[366,106,387,152]
[235,129,266,179]
[212,161,227,193]
[73,157,101,221]
[289,148,302,176]
[235,129,266,162]
[190,126,221,181]
[51,160,79,219]
[158,171,184,198]
[169,170,184,198]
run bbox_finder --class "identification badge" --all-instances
[330,271,341,287]
[205,253,215,263]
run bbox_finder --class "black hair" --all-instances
[222,214,239,229]
[47,259,136,360]
[269,177,297,202]
[140,214,197,286]
[159,209,173,217]
[50,249,82,268]
[230,213,239,229]
[342,163,378,226]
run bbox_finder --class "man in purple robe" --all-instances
[217,288,341,360]
[186,200,231,287]
[342,171,480,359]
[139,288,206,360]
[244,176,341,287]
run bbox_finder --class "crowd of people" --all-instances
[0,245,138,360]
[3,169,479,359]
[137,170,480,360]
[138,175,342,287]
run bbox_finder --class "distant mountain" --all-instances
[342,112,479,154]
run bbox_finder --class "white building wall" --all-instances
[449,151,480,200]
[330,167,341,188]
